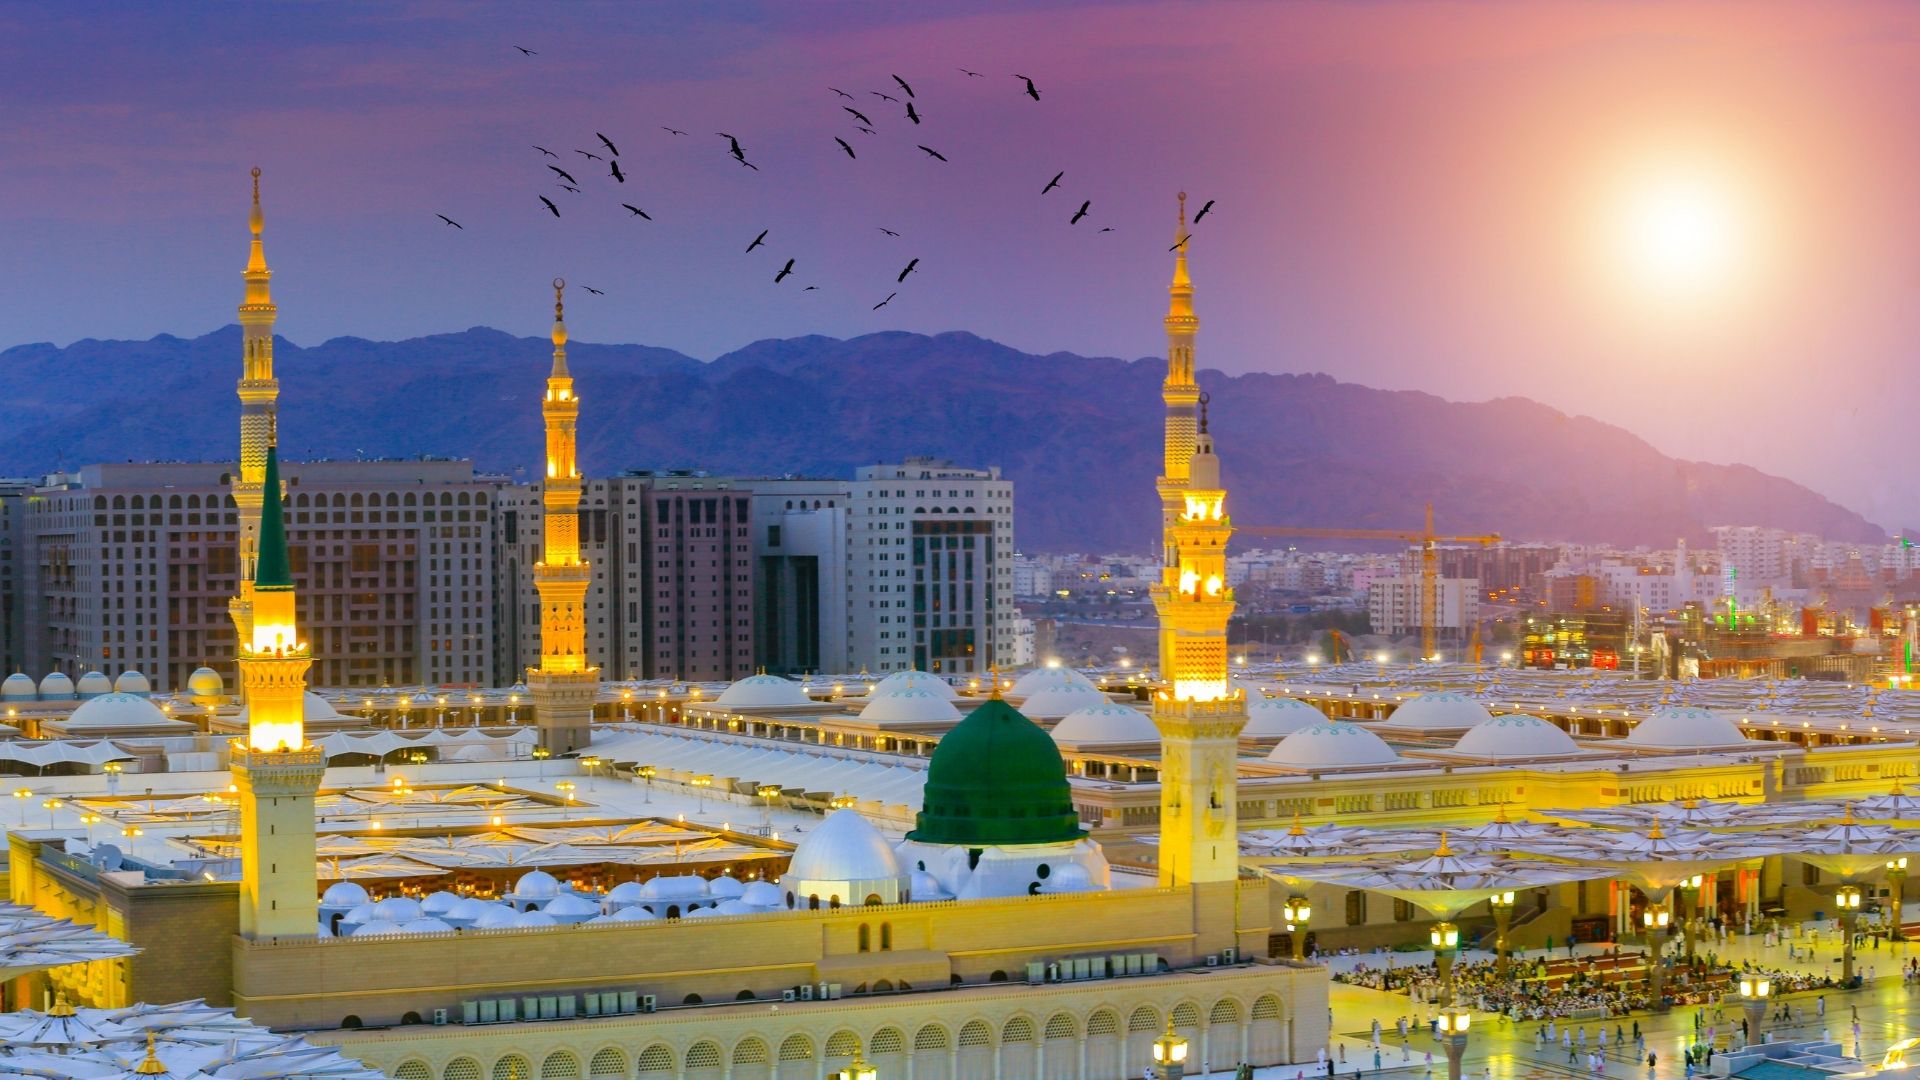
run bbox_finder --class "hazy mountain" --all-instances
[0,326,1884,551]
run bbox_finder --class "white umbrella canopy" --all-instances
[1257,836,1606,920]
[0,903,140,984]
[1235,818,1437,861]
[1547,798,1756,830]
[1744,806,1920,881]
[1519,820,1786,899]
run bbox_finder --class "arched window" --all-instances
[880,922,893,951]
[857,924,871,952]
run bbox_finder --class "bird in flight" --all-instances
[842,106,873,126]
[547,164,577,184]
[513,45,537,56]
[959,67,983,77]
[829,87,854,99]
[803,285,819,291]
[575,150,603,162]
[436,214,462,229]
[871,91,899,103]
[746,229,768,252]
[877,227,900,237]
[917,145,948,161]
[892,74,915,98]
[774,258,795,283]
[609,159,626,182]
[1070,200,1091,224]
[905,101,921,124]
[539,196,559,217]
[557,182,581,194]
[533,145,557,158]
[1099,226,1115,233]
[1169,234,1190,252]
[661,126,687,136]
[621,204,652,220]
[897,258,919,283]
[582,285,605,296]
[597,132,619,157]
[736,158,760,171]
[1014,74,1041,100]
[856,126,876,135]
[1193,199,1215,224]
[1041,170,1063,194]
[835,137,856,159]
[872,292,896,310]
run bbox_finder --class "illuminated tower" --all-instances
[229,167,280,650]
[230,446,323,939]
[1156,192,1201,677]
[526,279,598,753]
[1151,205,1246,891]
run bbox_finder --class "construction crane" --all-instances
[1237,504,1500,662]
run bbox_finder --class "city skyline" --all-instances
[6,2,1920,531]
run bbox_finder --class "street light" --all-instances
[532,746,550,777]
[103,761,123,795]
[579,756,600,788]
[1837,885,1863,984]
[1490,890,1516,979]
[1430,921,1460,1004]
[1739,974,1771,1046]
[1151,1019,1190,1080]
[1643,906,1672,1008]
[637,765,656,804]
[1677,873,1704,962]
[79,813,101,845]
[1889,858,1909,943]
[41,798,61,828]
[1283,896,1312,961]
[692,774,712,814]
[834,1038,878,1080]
[1438,1008,1471,1080]
[758,784,782,835]
[12,787,31,824]
[555,781,576,818]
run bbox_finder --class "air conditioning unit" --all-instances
[800,985,814,1001]
[1205,954,1220,967]
[1221,947,1238,964]
[583,993,602,1017]
[432,1008,448,1026]
[782,990,797,1002]
[462,1001,481,1025]
[640,994,658,1014]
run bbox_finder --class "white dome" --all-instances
[342,902,378,927]
[236,691,344,727]
[909,869,953,900]
[858,687,961,724]
[1266,722,1402,769]
[470,904,521,929]
[514,909,557,928]
[418,891,462,916]
[62,692,179,732]
[683,906,723,918]
[787,808,903,882]
[1453,714,1580,758]
[1038,862,1097,893]
[187,667,225,696]
[707,875,745,898]
[0,674,33,700]
[75,671,112,698]
[37,672,74,700]
[1242,694,1324,738]
[1017,684,1113,720]
[316,920,333,937]
[1049,704,1159,745]
[1381,692,1493,730]
[606,904,658,922]
[320,881,370,909]
[398,917,454,935]
[370,896,424,923]
[1625,706,1749,749]
[871,670,958,701]
[714,899,756,915]
[350,920,397,937]
[715,674,813,709]
[637,874,709,900]
[542,894,600,921]
[1009,666,1096,698]
[445,897,502,924]
[604,881,645,905]
[739,881,784,908]
[112,670,151,695]
[510,869,562,900]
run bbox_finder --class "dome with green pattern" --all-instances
[907,697,1085,847]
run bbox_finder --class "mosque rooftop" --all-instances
[0,998,390,1077]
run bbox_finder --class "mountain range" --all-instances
[0,326,1885,552]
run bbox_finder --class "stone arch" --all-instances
[732,1037,771,1064]
[443,1060,482,1080]
[1086,1007,1123,1077]
[491,1055,532,1080]
[685,1040,722,1078]
[870,1027,906,1054]
[1252,995,1283,1020]
[394,1062,430,1080]
[1002,1015,1036,1043]
[636,1043,674,1077]
[858,923,871,952]
[1210,998,1243,1025]
[541,1050,580,1079]
[1249,994,1287,1062]
[1045,1013,1078,1040]
[1172,1001,1203,1029]
[778,1034,814,1060]
[586,1047,627,1078]
[1128,1006,1161,1032]
[915,1023,951,1051]
[824,1030,861,1058]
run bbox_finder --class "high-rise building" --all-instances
[0,478,33,675]
[1368,574,1479,638]
[748,478,850,675]
[494,470,756,685]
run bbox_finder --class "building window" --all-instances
[1345,890,1366,926]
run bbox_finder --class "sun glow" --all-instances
[1604,160,1755,301]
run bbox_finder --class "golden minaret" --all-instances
[230,445,324,939]
[1150,200,1247,898]
[229,168,280,652]
[1157,192,1201,678]
[526,279,598,753]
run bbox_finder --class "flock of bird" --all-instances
[434,48,1220,314]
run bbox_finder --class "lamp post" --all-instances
[1283,896,1312,962]
[579,756,600,789]
[692,774,712,814]
[758,784,782,836]
[79,813,100,845]
[1837,885,1862,985]
[41,798,61,828]
[637,765,655,804]
[555,781,576,819]
[1643,906,1671,1008]
[1490,890,1516,979]
[532,745,550,777]
[1430,921,1460,1005]
[1739,974,1771,1047]
[1438,1007,1471,1080]
[12,787,31,825]
[1677,874,1703,962]
[1151,1019,1190,1080]
[834,1038,878,1080]
[1889,858,1909,942]
[103,761,122,795]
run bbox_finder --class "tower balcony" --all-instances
[532,561,592,584]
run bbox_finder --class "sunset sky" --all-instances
[4,2,1918,528]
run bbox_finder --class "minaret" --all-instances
[230,167,280,651]
[1150,198,1247,904]
[230,446,323,939]
[526,279,598,754]
[1156,192,1201,678]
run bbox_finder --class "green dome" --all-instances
[907,698,1085,847]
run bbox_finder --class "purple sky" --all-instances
[5,2,1920,529]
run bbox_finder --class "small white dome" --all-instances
[542,894,600,922]
[37,672,74,700]
[1038,862,1097,893]
[1381,692,1493,730]
[470,904,521,929]
[910,869,952,900]
[1049,704,1159,745]
[787,808,903,882]
[715,674,813,709]
[739,881,784,908]
[316,920,333,937]
[714,899,756,915]
[445,897,502,924]
[707,875,745,898]
[607,904,658,922]
[398,917,455,935]
[62,692,179,732]
[321,881,370,909]
[514,909,557,928]
[75,671,112,698]
[187,667,225,696]
[683,906,723,918]
[342,902,379,926]
[112,670,151,695]
[511,869,562,900]
[1009,666,1096,698]
[604,881,645,905]
[858,687,961,724]
[350,921,397,937]
[1453,714,1580,758]
[370,896,424,923]
[871,670,958,701]
[1266,722,1402,769]
[236,691,344,727]
[1625,706,1749,749]
[1242,694,1324,738]
[637,875,709,900]
[1,674,37,700]
[419,891,462,916]
[1017,684,1113,720]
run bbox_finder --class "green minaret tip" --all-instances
[255,447,293,588]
